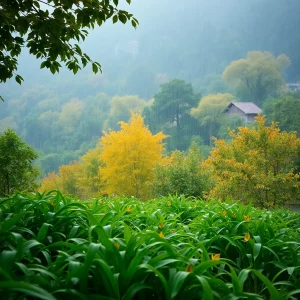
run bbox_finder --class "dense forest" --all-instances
[1,0,300,176]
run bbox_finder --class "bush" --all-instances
[0,129,39,196]
[152,142,211,198]
[205,116,300,208]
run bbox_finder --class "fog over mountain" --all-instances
[2,0,300,99]
[1,0,300,175]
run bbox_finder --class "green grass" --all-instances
[0,191,300,299]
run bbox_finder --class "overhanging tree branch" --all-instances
[0,0,138,101]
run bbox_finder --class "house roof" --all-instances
[226,102,262,115]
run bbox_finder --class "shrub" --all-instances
[205,116,300,207]
[152,142,211,198]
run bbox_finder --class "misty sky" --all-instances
[1,0,300,99]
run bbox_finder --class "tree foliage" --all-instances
[0,129,39,195]
[100,113,166,199]
[223,51,291,106]
[205,116,300,208]
[144,79,200,150]
[152,142,211,198]
[76,147,103,198]
[104,95,147,130]
[40,147,102,198]
[0,0,137,97]
[190,93,235,146]
[263,95,300,134]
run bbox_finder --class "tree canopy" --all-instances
[104,95,147,130]
[190,93,235,146]
[205,116,300,208]
[223,51,291,106]
[152,142,211,198]
[100,113,166,199]
[0,129,40,195]
[263,95,300,134]
[144,79,200,150]
[0,0,137,100]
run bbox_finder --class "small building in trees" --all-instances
[287,83,300,91]
[224,102,262,122]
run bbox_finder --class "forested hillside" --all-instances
[1,0,300,175]
[1,2,300,297]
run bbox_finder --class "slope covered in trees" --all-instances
[1,0,300,177]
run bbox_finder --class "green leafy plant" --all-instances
[0,192,299,299]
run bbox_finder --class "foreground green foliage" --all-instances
[1,192,300,299]
[0,129,40,196]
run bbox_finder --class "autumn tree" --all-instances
[39,172,61,192]
[40,147,103,198]
[0,0,137,101]
[205,116,300,208]
[0,129,40,195]
[190,93,235,146]
[100,113,166,199]
[40,161,81,195]
[58,163,83,195]
[223,51,291,106]
[76,147,103,198]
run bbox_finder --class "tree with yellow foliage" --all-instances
[58,163,82,195]
[39,172,61,192]
[40,148,103,199]
[100,113,166,199]
[205,116,300,208]
[76,147,103,199]
[40,162,82,196]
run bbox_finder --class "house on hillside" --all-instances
[287,83,300,91]
[224,102,262,123]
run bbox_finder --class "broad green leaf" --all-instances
[253,243,262,260]
[251,269,281,300]
[170,271,190,298]
[123,283,152,300]
[195,276,214,300]
[124,223,132,244]
[37,223,52,242]
[0,281,56,300]
[112,15,118,23]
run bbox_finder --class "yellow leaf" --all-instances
[159,232,164,238]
